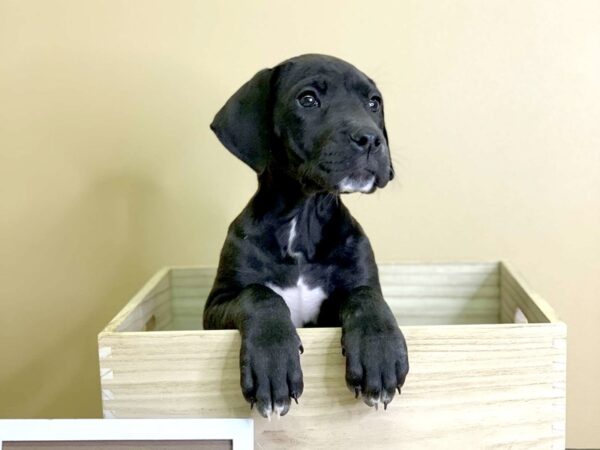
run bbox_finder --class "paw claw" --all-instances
[384,401,389,411]
[397,386,402,395]
[291,393,299,404]
[354,387,360,399]
[299,344,304,355]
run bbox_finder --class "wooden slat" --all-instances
[390,296,499,325]
[168,263,499,284]
[379,273,498,287]
[395,316,499,326]
[118,290,173,332]
[170,267,217,280]
[171,308,203,322]
[98,323,566,449]
[388,296,499,309]
[502,282,546,324]
[382,284,498,298]
[168,317,203,331]
[171,287,212,298]
[378,262,499,274]
[165,263,502,329]
[168,297,500,329]
[500,296,521,324]
[500,262,559,324]
[104,268,172,333]
[166,314,500,330]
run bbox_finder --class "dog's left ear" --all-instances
[210,68,275,174]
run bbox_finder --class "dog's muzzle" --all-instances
[338,174,376,193]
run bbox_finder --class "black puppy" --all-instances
[204,54,409,419]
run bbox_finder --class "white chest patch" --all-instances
[266,277,327,327]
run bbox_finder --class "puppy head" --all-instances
[211,54,394,194]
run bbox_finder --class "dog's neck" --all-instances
[252,169,342,261]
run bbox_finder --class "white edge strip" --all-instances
[0,419,253,450]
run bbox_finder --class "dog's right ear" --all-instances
[210,68,275,174]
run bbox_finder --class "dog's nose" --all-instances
[350,130,382,153]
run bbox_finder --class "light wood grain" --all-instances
[499,262,559,324]
[99,262,566,449]
[166,263,502,329]
[98,324,566,449]
[103,268,172,333]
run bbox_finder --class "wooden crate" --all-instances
[98,262,566,449]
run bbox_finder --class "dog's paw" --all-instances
[342,322,409,409]
[240,317,304,419]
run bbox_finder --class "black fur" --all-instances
[204,54,409,418]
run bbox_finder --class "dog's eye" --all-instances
[368,96,381,112]
[297,92,320,108]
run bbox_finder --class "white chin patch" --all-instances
[339,176,375,193]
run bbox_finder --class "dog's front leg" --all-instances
[205,284,303,418]
[340,286,409,409]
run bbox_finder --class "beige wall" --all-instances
[1,0,598,446]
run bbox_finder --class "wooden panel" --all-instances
[167,317,203,331]
[168,264,499,287]
[171,303,204,319]
[500,262,559,324]
[170,269,209,330]
[378,262,499,275]
[170,267,217,286]
[167,297,500,329]
[382,284,498,298]
[104,268,172,333]
[98,324,566,449]
[381,263,500,324]
[166,263,501,328]
[171,287,212,299]
[390,297,500,325]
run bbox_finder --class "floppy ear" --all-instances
[210,68,275,173]
[381,104,394,181]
